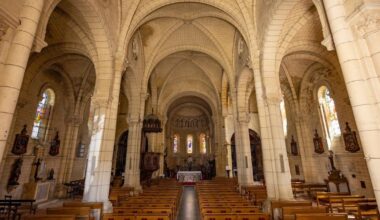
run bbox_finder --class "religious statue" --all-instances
[7,157,23,186]
[32,158,46,182]
[47,168,55,180]
[187,156,193,171]
[49,131,60,156]
[290,135,298,156]
[313,129,324,154]
[11,125,29,155]
[343,122,360,153]
[328,150,336,171]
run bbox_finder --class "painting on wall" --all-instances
[343,122,360,153]
[11,125,29,155]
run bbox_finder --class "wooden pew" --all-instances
[203,213,269,220]
[22,215,76,220]
[63,201,103,218]
[103,213,135,220]
[282,206,327,220]
[46,207,92,220]
[295,213,347,220]
[271,200,312,219]
[327,195,365,212]
[315,192,350,206]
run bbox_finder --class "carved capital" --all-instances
[265,96,282,105]
[348,5,380,38]
[237,112,250,123]
[91,96,112,109]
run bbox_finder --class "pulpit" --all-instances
[22,181,55,203]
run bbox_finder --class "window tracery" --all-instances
[31,89,55,140]
[318,86,341,149]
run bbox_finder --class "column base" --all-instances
[102,200,113,213]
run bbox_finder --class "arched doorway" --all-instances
[231,129,264,181]
[115,130,128,176]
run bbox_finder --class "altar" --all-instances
[176,171,202,183]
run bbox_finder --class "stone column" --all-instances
[234,116,255,186]
[266,98,294,200]
[324,0,380,209]
[0,0,44,163]
[58,117,81,183]
[123,118,143,190]
[225,142,233,178]
[83,98,115,211]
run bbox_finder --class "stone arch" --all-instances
[236,67,254,114]
[261,0,304,98]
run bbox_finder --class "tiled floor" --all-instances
[177,186,200,220]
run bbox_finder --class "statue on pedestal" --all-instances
[7,157,23,191]
[313,129,324,154]
[49,131,60,156]
[290,135,298,156]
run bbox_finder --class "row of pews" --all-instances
[196,178,270,220]
[22,201,103,220]
[315,192,379,219]
[103,179,182,220]
[271,192,379,220]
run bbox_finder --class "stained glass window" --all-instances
[318,86,341,149]
[200,133,207,154]
[280,98,287,137]
[173,134,179,153]
[31,89,55,140]
[187,135,193,154]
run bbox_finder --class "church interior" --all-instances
[0,0,380,219]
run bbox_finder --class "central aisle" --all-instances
[178,186,201,220]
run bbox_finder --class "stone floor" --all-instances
[177,186,200,220]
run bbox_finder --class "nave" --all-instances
[8,177,378,220]
[1,0,380,220]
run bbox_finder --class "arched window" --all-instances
[187,135,193,154]
[173,134,179,153]
[31,89,55,140]
[318,86,341,149]
[199,133,207,154]
[280,98,287,137]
